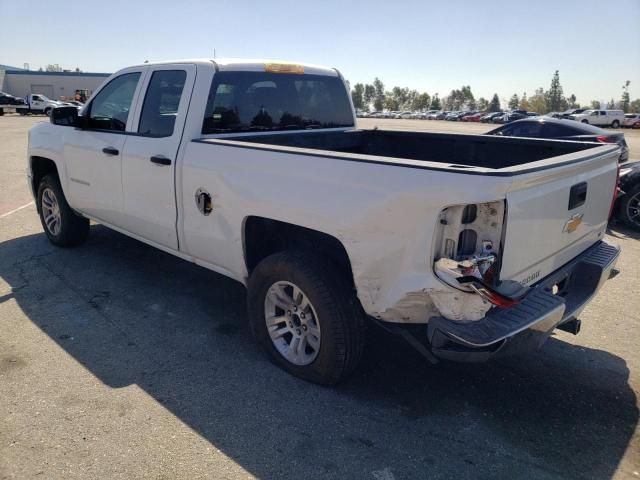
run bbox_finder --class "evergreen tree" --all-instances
[508,93,520,110]
[430,94,442,110]
[488,93,501,112]
[567,94,578,109]
[546,70,565,112]
[519,92,530,111]
[621,81,631,113]
[351,83,365,110]
[606,98,616,109]
[461,85,475,109]
[363,84,375,110]
[373,78,385,111]
[477,97,488,110]
[591,100,601,109]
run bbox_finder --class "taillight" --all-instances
[456,276,527,308]
[433,200,509,300]
[596,135,616,144]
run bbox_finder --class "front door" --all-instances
[120,65,196,250]
[63,70,145,226]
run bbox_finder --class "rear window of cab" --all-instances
[202,71,354,134]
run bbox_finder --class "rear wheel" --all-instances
[581,119,589,124]
[618,184,640,230]
[247,251,365,385]
[37,174,89,247]
[611,120,620,128]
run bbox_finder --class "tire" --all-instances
[44,107,52,116]
[618,183,640,230]
[581,119,589,124]
[247,251,365,385]
[611,120,620,128]
[37,174,89,247]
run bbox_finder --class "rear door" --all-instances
[120,64,196,250]
[500,149,618,285]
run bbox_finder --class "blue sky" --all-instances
[2,0,639,105]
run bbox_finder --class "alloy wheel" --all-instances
[264,281,321,365]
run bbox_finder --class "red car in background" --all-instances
[460,112,485,122]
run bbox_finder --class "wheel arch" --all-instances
[30,156,60,201]
[243,216,356,288]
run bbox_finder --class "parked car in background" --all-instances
[493,111,528,124]
[569,109,624,128]
[487,117,629,163]
[480,112,504,123]
[447,111,473,121]
[399,111,414,119]
[613,161,640,230]
[433,111,449,120]
[561,108,589,119]
[545,112,564,119]
[461,112,485,122]
[0,91,26,105]
[623,113,640,128]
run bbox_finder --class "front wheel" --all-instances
[37,174,89,247]
[44,107,52,116]
[247,251,365,385]
[581,119,589,124]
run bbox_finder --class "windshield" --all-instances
[202,71,354,134]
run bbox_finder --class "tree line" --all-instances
[351,71,640,114]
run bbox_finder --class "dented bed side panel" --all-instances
[180,141,513,323]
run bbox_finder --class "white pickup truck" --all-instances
[27,59,621,384]
[569,109,625,128]
[17,94,67,116]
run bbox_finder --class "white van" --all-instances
[569,109,624,128]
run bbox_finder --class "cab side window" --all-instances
[87,72,141,132]
[138,70,186,137]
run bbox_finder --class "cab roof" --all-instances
[128,58,339,77]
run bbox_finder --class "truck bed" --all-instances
[201,129,603,173]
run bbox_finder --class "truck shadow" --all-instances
[0,225,637,479]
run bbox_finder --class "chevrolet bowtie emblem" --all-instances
[563,213,584,233]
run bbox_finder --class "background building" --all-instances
[0,66,110,101]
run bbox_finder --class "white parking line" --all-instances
[0,201,35,219]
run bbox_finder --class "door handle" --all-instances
[150,155,172,166]
[102,147,119,156]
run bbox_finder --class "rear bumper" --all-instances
[426,240,620,362]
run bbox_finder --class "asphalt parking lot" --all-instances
[1,115,639,479]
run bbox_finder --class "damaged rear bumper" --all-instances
[426,240,620,362]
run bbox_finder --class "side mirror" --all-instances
[50,106,79,126]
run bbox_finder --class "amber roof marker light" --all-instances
[264,63,305,74]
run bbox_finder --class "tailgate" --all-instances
[500,148,619,285]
